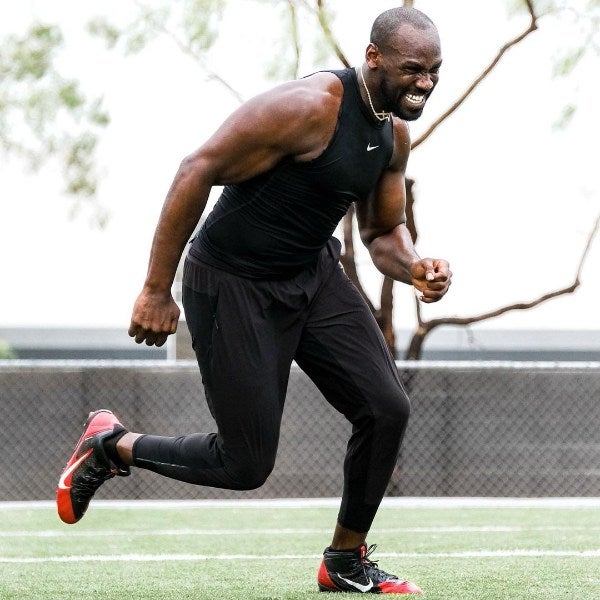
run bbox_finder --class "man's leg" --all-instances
[294,264,420,594]
[296,264,410,540]
[57,262,301,522]
[121,269,301,489]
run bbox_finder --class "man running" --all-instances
[58,7,451,594]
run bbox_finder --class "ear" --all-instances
[365,43,381,68]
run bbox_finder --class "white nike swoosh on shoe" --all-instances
[367,143,379,151]
[337,574,374,592]
[57,449,93,490]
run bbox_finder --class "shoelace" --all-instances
[72,467,116,499]
[362,543,379,567]
[362,544,402,583]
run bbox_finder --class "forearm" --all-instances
[143,157,213,293]
[367,224,420,285]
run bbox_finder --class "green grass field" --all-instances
[1,500,599,599]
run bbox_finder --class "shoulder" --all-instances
[391,117,411,149]
[206,72,344,162]
[240,72,343,159]
[388,117,411,171]
[254,72,343,124]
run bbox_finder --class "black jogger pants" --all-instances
[133,238,411,533]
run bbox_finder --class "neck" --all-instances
[358,65,390,122]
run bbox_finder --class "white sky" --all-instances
[0,0,598,334]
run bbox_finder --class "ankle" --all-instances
[117,432,144,466]
[103,427,129,469]
[330,523,367,551]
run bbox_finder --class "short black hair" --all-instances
[370,7,436,48]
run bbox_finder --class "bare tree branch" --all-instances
[313,0,351,67]
[300,0,593,362]
[133,4,244,103]
[287,0,301,79]
[377,275,396,352]
[575,212,598,280]
[405,212,600,359]
[411,1,538,149]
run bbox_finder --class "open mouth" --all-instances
[405,93,426,106]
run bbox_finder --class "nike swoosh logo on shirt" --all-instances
[367,143,379,152]
[337,574,374,592]
[57,449,93,490]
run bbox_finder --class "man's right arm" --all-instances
[128,73,343,347]
[127,156,214,347]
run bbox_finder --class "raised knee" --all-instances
[373,391,411,429]
[226,462,274,491]
[391,394,411,423]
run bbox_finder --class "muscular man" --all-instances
[57,7,451,594]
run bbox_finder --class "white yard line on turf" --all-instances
[3,497,600,510]
[3,525,600,539]
[2,550,600,564]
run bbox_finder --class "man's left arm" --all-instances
[356,119,452,303]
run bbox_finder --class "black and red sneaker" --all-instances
[318,543,422,594]
[56,409,129,524]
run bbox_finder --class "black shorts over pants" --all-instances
[133,238,411,533]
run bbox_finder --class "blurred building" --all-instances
[0,326,598,361]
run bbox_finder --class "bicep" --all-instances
[198,110,287,184]
[357,169,408,245]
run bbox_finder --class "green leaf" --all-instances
[6,23,63,80]
[181,0,225,53]
[88,98,110,127]
[58,81,85,110]
[87,17,121,49]
[552,46,585,77]
[552,103,577,130]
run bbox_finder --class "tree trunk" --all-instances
[375,276,396,355]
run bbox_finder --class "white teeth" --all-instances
[406,94,425,104]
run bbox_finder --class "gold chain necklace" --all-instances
[359,65,391,122]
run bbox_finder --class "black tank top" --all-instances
[189,67,394,279]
